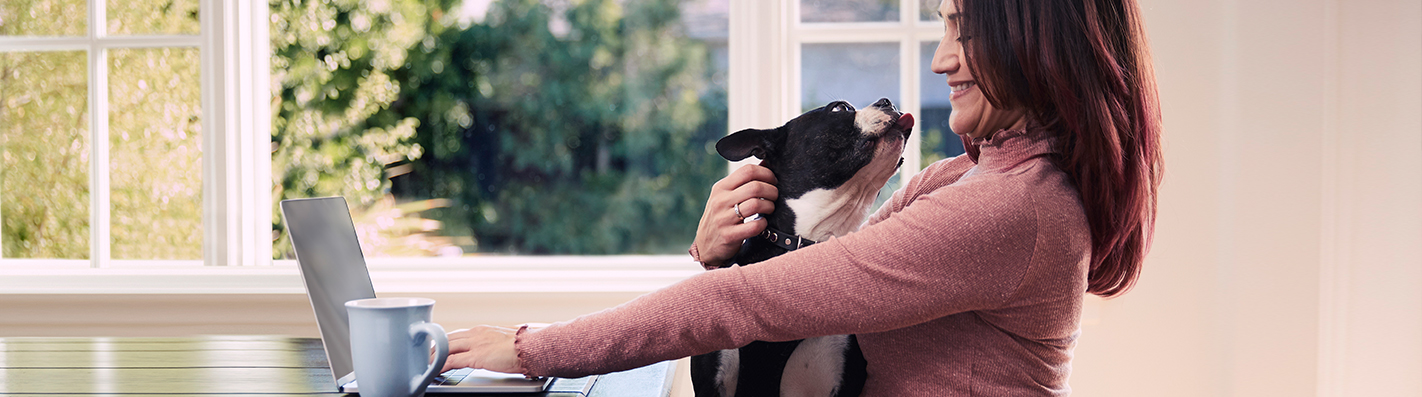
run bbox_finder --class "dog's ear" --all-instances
[716,127,784,161]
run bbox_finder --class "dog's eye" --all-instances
[830,103,852,113]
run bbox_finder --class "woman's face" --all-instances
[931,0,1029,139]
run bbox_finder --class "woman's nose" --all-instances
[931,37,958,75]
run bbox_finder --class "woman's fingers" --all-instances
[735,198,775,220]
[694,164,779,268]
[724,213,769,242]
[727,181,779,207]
[441,326,521,374]
[444,327,496,372]
[714,164,777,193]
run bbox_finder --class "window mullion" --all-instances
[902,0,923,177]
[95,36,204,49]
[203,0,273,267]
[902,37,922,178]
[728,0,794,173]
[201,0,229,267]
[903,0,923,176]
[244,0,274,266]
[786,0,801,126]
[89,0,111,269]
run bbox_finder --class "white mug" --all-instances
[346,297,449,397]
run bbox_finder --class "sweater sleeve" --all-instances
[516,172,1039,378]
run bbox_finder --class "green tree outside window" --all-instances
[271,0,727,258]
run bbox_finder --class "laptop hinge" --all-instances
[337,372,356,391]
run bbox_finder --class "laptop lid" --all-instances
[280,197,374,388]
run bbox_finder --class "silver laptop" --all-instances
[281,197,593,393]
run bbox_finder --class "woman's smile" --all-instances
[949,80,977,100]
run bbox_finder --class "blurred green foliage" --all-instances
[272,0,725,257]
[0,0,87,36]
[108,48,204,260]
[387,0,725,254]
[107,0,201,35]
[0,51,91,259]
[269,0,432,257]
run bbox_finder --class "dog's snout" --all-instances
[872,98,895,111]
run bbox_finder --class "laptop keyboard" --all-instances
[431,368,473,386]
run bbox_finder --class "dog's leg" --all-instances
[835,335,868,397]
[716,348,739,397]
[779,335,849,397]
[692,350,735,397]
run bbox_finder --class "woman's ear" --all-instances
[715,127,784,161]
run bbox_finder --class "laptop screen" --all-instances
[280,197,377,386]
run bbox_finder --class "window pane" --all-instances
[0,51,90,259]
[801,43,899,112]
[921,0,941,21]
[800,42,901,207]
[109,48,202,260]
[800,0,898,23]
[108,0,200,35]
[0,0,86,36]
[271,0,729,257]
[919,41,963,167]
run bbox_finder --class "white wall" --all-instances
[1071,0,1421,396]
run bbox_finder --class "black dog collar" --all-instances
[758,227,817,251]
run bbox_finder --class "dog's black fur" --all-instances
[691,98,913,397]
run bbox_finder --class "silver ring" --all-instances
[733,203,745,220]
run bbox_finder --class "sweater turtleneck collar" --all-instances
[961,127,1060,174]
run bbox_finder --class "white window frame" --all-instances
[0,0,270,269]
[730,0,945,179]
[2,0,948,294]
[202,0,273,269]
[0,0,209,268]
[0,0,282,283]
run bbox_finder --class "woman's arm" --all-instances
[516,173,1040,378]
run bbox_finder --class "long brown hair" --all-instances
[955,0,1163,297]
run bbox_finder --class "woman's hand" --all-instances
[692,163,778,268]
[440,325,524,374]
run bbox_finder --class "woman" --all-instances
[441,0,1162,394]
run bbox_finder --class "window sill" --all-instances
[0,256,702,294]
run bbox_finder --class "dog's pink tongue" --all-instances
[896,113,915,131]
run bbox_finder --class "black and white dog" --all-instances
[692,98,914,397]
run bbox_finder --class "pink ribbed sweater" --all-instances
[517,128,1091,396]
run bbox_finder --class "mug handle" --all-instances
[409,322,448,395]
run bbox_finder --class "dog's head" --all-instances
[716,98,914,239]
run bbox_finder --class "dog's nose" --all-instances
[873,98,893,109]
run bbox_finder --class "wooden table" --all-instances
[0,335,674,397]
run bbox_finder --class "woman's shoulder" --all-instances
[872,153,1078,229]
[917,155,1084,234]
[917,153,976,185]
